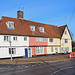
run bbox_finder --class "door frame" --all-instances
[28,48,32,57]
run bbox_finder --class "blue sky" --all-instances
[0,0,75,40]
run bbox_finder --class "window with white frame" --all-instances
[31,26,35,31]
[13,37,17,41]
[55,48,58,52]
[9,22,14,28]
[39,38,43,42]
[61,47,64,51]
[49,38,53,42]
[44,38,47,42]
[40,27,44,32]
[36,38,39,41]
[36,47,39,54]
[65,31,67,35]
[4,36,9,41]
[36,47,44,54]
[51,47,53,52]
[24,36,27,41]
[6,21,14,29]
[9,48,16,54]
[65,39,68,43]
[40,47,44,53]
[36,38,43,42]
[65,47,69,52]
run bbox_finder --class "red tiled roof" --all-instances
[0,16,66,38]
[58,25,67,37]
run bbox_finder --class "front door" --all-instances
[25,48,28,58]
[28,48,32,57]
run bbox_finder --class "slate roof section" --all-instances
[0,16,67,38]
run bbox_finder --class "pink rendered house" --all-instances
[29,37,47,56]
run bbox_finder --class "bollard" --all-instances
[69,54,71,59]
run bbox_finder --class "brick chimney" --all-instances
[17,11,23,19]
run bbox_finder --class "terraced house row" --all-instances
[0,11,72,58]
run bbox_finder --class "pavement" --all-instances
[0,54,70,64]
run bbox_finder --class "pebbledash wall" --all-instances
[0,35,29,58]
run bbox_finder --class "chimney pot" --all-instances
[17,11,23,19]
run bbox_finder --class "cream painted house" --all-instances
[47,38,60,54]
[60,26,72,53]
[47,25,72,54]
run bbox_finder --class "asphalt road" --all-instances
[0,58,75,75]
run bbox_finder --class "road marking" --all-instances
[51,66,75,75]
[0,68,9,70]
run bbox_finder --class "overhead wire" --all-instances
[68,9,75,26]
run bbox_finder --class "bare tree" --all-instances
[69,30,75,40]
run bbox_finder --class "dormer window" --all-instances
[9,22,14,28]
[40,27,44,32]
[31,26,35,31]
[6,21,14,29]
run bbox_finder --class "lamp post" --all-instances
[9,36,12,62]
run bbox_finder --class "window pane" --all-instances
[9,48,11,54]
[13,48,16,54]
[9,23,12,27]
[31,26,35,31]
[65,47,69,52]
[4,36,6,41]
[40,47,44,53]
[49,38,53,42]
[61,47,63,51]
[12,48,14,54]
[4,36,9,41]
[24,36,27,41]
[9,22,14,29]
[65,31,67,35]
[36,47,39,54]
[39,38,43,42]
[7,36,8,41]
[36,38,39,41]
[9,48,16,54]
[55,48,58,52]
[13,37,17,41]
[13,37,15,40]
[16,37,17,40]
[51,47,53,52]
[65,39,68,43]
[44,38,47,42]
[36,38,43,42]
[40,27,44,32]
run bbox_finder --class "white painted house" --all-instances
[0,11,31,58]
[0,35,29,58]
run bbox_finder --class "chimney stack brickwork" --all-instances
[17,11,23,19]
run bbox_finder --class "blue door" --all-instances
[25,48,28,58]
